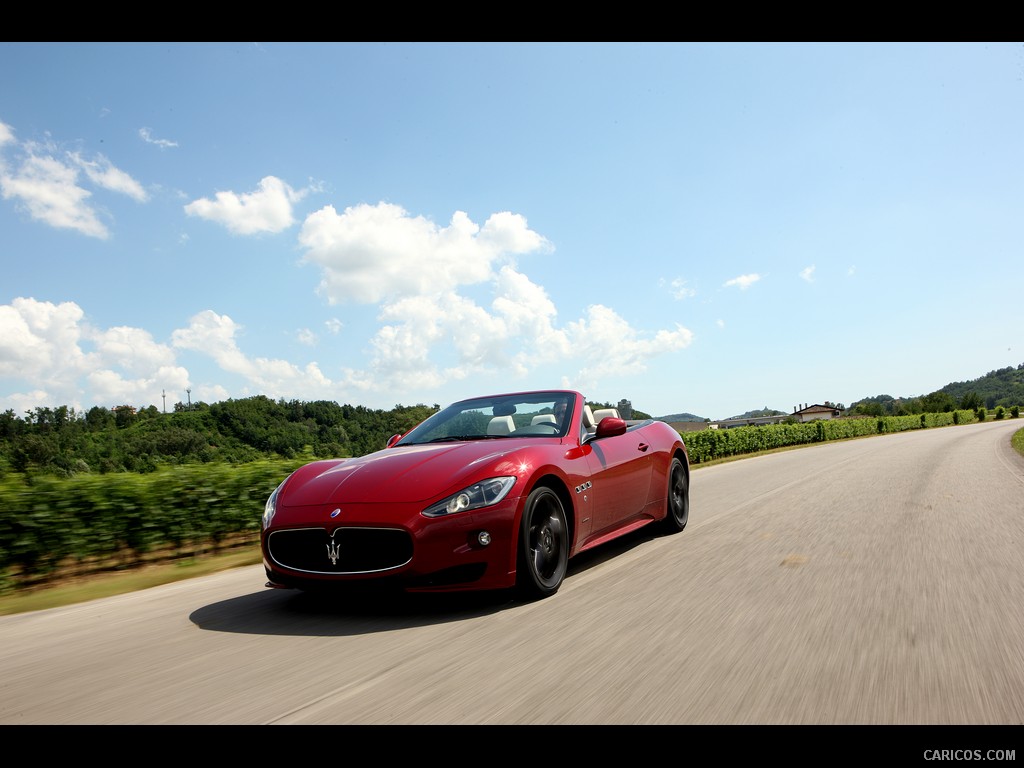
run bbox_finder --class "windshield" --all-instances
[397,392,575,445]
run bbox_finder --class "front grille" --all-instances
[267,527,413,575]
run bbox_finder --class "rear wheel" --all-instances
[516,486,569,600]
[663,456,689,533]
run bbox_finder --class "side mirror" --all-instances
[595,417,627,439]
[386,434,402,448]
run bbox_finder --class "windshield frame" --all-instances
[395,391,577,446]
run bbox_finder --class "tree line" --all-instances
[0,396,439,478]
[3,364,1018,478]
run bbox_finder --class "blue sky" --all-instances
[1,42,1021,420]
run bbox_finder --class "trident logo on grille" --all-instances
[326,539,340,565]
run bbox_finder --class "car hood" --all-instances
[280,441,530,506]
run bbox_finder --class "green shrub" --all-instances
[995,406,1005,420]
[1012,405,1020,418]
[0,459,303,589]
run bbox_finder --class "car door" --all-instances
[583,426,656,535]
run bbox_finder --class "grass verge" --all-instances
[0,547,262,617]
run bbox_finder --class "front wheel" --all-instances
[516,486,569,600]
[663,456,689,533]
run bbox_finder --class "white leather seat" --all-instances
[531,414,557,425]
[487,415,516,435]
[582,405,597,431]
[593,408,621,423]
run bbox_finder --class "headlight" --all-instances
[263,481,285,530]
[422,476,517,518]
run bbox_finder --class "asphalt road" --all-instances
[2,419,1023,726]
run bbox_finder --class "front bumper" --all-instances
[262,496,522,593]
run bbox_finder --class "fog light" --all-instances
[477,531,491,546]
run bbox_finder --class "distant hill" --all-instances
[658,407,789,423]
[658,363,1024,425]
[657,412,707,423]
[851,363,1024,415]
[937,365,1024,408]
[726,407,787,421]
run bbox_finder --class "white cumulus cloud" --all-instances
[1,153,109,238]
[0,298,90,382]
[298,203,552,304]
[292,205,693,401]
[92,326,176,372]
[0,121,148,238]
[184,175,305,235]
[171,310,333,398]
[0,298,186,410]
[565,305,694,387]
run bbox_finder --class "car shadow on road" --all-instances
[189,523,664,637]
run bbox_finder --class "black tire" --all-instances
[663,456,689,533]
[516,486,569,600]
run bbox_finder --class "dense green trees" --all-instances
[941,365,1024,409]
[0,397,439,478]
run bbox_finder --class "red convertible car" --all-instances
[261,390,689,599]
